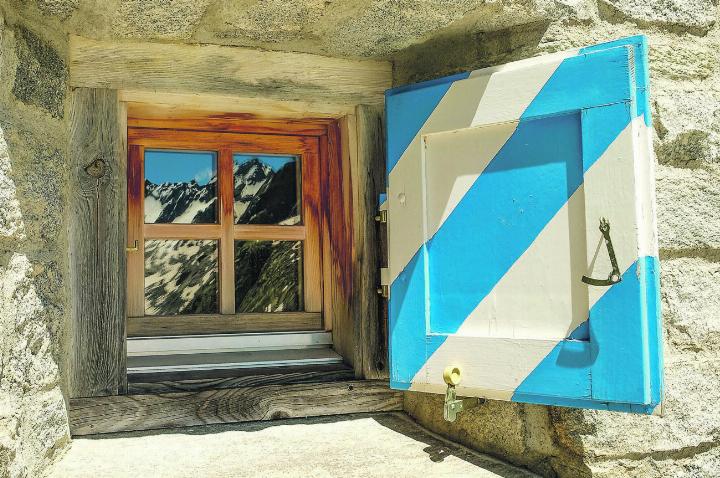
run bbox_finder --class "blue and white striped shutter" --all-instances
[385,36,662,413]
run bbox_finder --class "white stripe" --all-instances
[455,184,589,340]
[409,121,642,394]
[470,53,574,126]
[633,119,659,258]
[423,121,518,237]
[583,118,641,308]
[408,337,560,400]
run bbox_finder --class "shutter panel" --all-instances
[385,36,662,413]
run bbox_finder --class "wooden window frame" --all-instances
[126,124,331,337]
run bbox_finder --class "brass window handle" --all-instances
[126,240,139,252]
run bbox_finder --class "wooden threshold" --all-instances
[127,363,355,394]
[128,312,322,337]
[68,380,403,436]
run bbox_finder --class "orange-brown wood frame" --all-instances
[127,123,329,335]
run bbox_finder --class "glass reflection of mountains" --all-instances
[144,155,302,316]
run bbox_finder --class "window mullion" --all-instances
[218,147,236,315]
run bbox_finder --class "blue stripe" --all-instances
[378,192,387,208]
[580,35,652,126]
[520,46,632,119]
[643,256,664,405]
[428,112,583,334]
[512,256,662,410]
[427,100,632,336]
[582,102,633,171]
[568,321,589,340]
[385,72,470,174]
[389,248,441,386]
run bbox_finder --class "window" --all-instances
[126,127,325,336]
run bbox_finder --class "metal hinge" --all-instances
[375,192,388,223]
[377,268,389,298]
[377,192,389,298]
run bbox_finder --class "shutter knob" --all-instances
[443,366,462,386]
[442,366,481,422]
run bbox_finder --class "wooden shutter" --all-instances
[385,36,663,413]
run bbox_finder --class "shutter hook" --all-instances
[582,218,622,287]
[442,366,480,422]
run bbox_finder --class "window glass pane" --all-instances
[233,154,301,225]
[145,239,218,316]
[144,150,217,224]
[234,240,303,312]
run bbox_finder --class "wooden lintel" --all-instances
[123,92,354,120]
[68,380,403,436]
[70,36,392,108]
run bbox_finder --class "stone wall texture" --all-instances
[0,8,71,478]
[0,1,718,477]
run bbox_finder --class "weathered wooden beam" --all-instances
[69,380,403,436]
[67,88,127,397]
[127,312,323,337]
[122,91,354,120]
[69,36,392,107]
[353,105,389,380]
[327,118,358,371]
[127,108,333,135]
[127,364,355,394]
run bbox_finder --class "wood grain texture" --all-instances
[300,138,323,314]
[353,105,389,380]
[128,112,332,137]
[68,88,127,398]
[319,134,334,332]
[144,223,222,239]
[127,127,311,153]
[127,365,355,394]
[328,119,357,371]
[69,380,403,435]
[218,148,235,314]
[127,146,144,318]
[122,91,354,120]
[70,36,391,106]
[127,312,323,337]
[233,225,305,241]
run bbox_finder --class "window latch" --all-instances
[443,366,480,422]
[126,239,139,253]
[582,218,622,287]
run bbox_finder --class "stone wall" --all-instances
[0,1,718,477]
[0,8,72,478]
[396,3,720,477]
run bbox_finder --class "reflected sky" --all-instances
[145,150,217,185]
